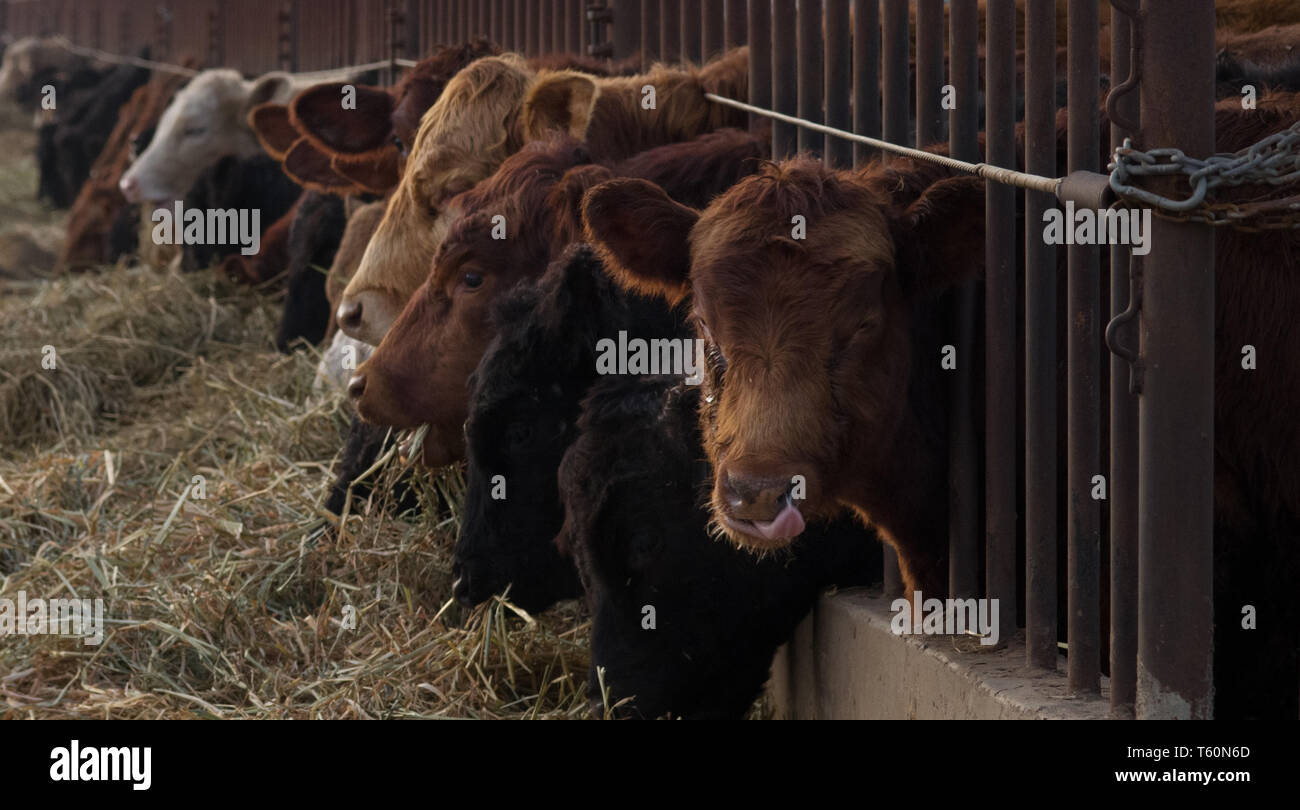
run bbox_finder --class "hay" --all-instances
[0,245,590,718]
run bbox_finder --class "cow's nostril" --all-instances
[337,300,363,331]
[347,373,366,401]
[723,471,798,522]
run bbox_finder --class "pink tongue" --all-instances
[750,503,806,541]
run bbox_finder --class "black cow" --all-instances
[558,375,880,719]
[178,154,301,274]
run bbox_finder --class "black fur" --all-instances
[178,154,300,273]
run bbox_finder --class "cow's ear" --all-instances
[282,138,359,194]
[583,178,698,305]
[290,83,394,154]
[522,72,600,141]
[892,175,985,292]
[548,164,616,249]
[331,149,401,195]
[245,72,294,111]
[248,103,299,160]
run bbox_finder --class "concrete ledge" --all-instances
[769,588,1111,719]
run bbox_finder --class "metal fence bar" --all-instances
[852,0,880,167]
[823,0,851,168]
[985,0,1017,627]
[640,0,658,68]
[748,0,771,138]
[930,0,977,602]
[915,0,943,147]
[1136,0,1215,720]
[1108,2,1138,719]
[723,0,745,49]
[660,0,679,63]
[796,0,822,155]
[771,0,796,158]
[515,0,525,50]
[1067,0,1102,696]
[880,0,908,162]
[680,0,700,63]
[1024,0,1059,672]
[702,0,724,61]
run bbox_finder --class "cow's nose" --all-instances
[721,472,795,523]
[337,299,363,333]
[347,373,366,402]
[451,562,473,606]
[118,175,138,201]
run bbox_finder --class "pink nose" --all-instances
[118,175,139,202]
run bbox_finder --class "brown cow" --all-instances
[584,93,1300,717]
[59,68,192,271]
[583,92,1300,597]
[335,47,749,347]
[349,127,766,467]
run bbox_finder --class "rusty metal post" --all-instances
[1136,0,1215,720]
[611,0,639,60]
[641,0,659,68]
[552,0,564,54]
[1067,0,1102,696]
[771,0,797,158]
[702,0,724,61]
[823,0,850,168]
[984,0,1017,627]
[724,0,745,49]
[680,0,700,62]
[527,0,539,55]
[1025,0,1058,671]
[933,0,977,602]
[660,0,679,63]
[748,0,772,141]
[852,0,880,168]
[880,0,908,160]
[915,0,943,147]
[276,3,294,72]
[566,0,580,52]
[1108,2,1138,720]
[796,0,822,155]
[949,0,978,161]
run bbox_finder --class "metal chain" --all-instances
[1109,119,1300,229]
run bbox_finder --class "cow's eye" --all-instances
[462,271,483,290]
[392,135,407,157]
[183,126,206,138]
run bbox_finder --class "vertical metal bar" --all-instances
[702,0,724,61]
[852,0,880,168]
[540,0,551,52]
[1024,0,1058,672]
[880,0,908,162]
[1067,0,1101,696]
[527,0,539,55]
[914,0,944,147]
[641,0,659,68]
[748,0,772,140]
[796,0,821,155]
[613,0,639,60]
[823,0,850,167]
[985,0,1017,626]
[771,0,797,158]
[566,0,580,52]
[945,0,981,610]
[515,0,526,50]
[1136,0,1215,720]
[660,0,679,63]
[1108,5,1138,720]
[724,0,745,49]
[553,0,565,55]
[680,0,700,62]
